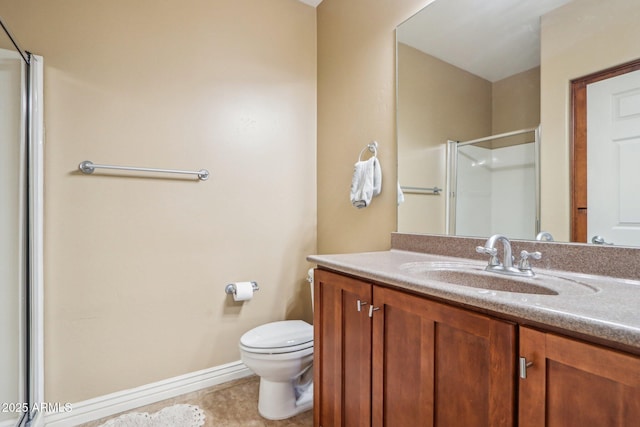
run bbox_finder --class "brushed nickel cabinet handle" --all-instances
[519,357,534,379]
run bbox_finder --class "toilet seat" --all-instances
[240,320,313,355]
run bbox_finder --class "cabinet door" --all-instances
[371,286,516,427]
[314,269,372,427]
[519,327,640,427]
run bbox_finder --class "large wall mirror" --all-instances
[397,0,640,247]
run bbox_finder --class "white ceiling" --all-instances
[397,0,571,82]
[297,0,323,7]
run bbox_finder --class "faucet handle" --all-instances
[476,246,500,266]
[476,246,497,256]
[518,250,542,270]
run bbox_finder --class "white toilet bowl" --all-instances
[239,320,313,420]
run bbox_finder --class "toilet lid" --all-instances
[240,320,313,350]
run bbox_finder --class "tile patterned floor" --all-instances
[78,376,313,427]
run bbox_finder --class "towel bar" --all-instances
[78,160,209,181]
[401,186,441,195]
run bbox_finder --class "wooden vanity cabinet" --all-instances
[519,327,640,427]
[314,268,373,426]
[314,269,517,427]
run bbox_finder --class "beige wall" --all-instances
[317,0,429,254]
[397,43,492,234]
[492,67,540,135]
[0,0,316,402]
[540,0,640,240]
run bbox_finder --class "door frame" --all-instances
[570,58,640,242]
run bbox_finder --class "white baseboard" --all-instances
[43,361,252,427]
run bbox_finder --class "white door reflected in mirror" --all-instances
[587,69,640,246]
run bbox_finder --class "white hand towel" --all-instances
[350,157,382,208]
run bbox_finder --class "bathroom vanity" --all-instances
[309,234,640,427]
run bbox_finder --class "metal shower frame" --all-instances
[1,14,44,427]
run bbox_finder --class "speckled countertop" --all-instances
[308,233,640,353]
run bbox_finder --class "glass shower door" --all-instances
[446,127,540,240]
[0,47,28,427]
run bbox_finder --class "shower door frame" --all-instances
[27,53,44,427]
[1,17,44,427]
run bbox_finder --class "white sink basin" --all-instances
[399,261,599,296]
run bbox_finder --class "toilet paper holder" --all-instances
[225,281,260,296]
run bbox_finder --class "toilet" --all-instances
[239,271,314,420]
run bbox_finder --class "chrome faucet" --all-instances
[476,234,542,277]
[536,231,554,242]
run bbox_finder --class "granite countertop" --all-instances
[307,248,640,352]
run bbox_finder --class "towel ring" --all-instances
[358,141,378,161]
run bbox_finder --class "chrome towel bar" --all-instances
[78,160,209,181]
[401,186,441,195]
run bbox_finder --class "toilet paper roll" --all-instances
[233,281,254,301]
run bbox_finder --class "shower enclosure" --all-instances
[446,127,540,240]
[0,17,43,427]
